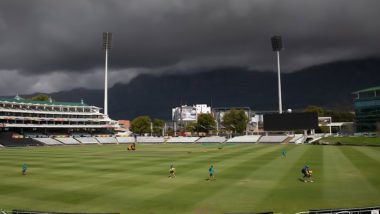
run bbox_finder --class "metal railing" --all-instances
[2,206,379,214]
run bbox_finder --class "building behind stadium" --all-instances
[353,86,380,133]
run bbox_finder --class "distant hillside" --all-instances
[44,58,380,120]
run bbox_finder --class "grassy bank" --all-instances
[321,136,380,146]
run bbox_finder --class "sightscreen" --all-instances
[263,112,318,131]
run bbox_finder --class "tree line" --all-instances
[131,106,356,136]
[130,109,249,136]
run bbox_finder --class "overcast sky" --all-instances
[0,0,379,96]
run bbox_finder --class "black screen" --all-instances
[263,112,318,131]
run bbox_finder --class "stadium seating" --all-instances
[75,137,100,144]
[306,134,325,144]
[24,132,47,138]
[116,137,135,144]
[196,136,226,143]
[289,134,304,144]
[71,132,91,137]
[56,137,80,145]
[226,135,261,143]
[33,138,63,145]
[136,136,165,144]
[166,137,199,143]
[47,133,68,138]
[0,133,44,147]
[96,137,118,144]
[258,135,289,144]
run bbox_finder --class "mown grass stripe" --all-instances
[0,144,379,214]
[340,146,380,193]
[322,146,379,208]
[127,145,295,214]
[193,145,311,213]
[352,146,380,163]
[250,145,325,213]
[0,144,267,213]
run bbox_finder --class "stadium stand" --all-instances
[136,136,165,144]
[71,132,92,137]
[226,135,261,143]
[24,132,47,138]
[96,137,118,144]
[0,132,44,147]
[75,137,100,144]
[258,135,289,144]
[33,138,63,145]
[166,137,199,143]
[306,134,325,144]
[56,137,80,145]
[289,134,304,144]
[116,137,135,144]
[196,136,226,143]
[47,133,68,138]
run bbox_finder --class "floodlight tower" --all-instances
[271,35,283,114]
[103,32,112,116]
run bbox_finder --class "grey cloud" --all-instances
[0,0,379,94]
[0,68,140,96]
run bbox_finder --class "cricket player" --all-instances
[301,165,313,182]
[22,163,28,175]
[169,164,176,178]
[281,149,287,158]
[208,165,215,180]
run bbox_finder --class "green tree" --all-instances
[185,121,197,132]
[222,109,249,134]
[324,110,354,122]
[166,127,174,136]
[304,105,325,116]
[152,118,165,136]
[130,116,151,135]
[304,105,354,122]
[320,126,330,133]
[195,114,216,133]
[31,94,50,101]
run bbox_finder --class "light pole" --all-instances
[216,120,219,136]
[174,121,177,137]
[103,32,112,116]
[271,35,283,114]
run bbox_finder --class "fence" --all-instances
[296,206,380,214]
[2,206,379,214]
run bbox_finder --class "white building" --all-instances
[172,104,211,124]
[195,104,211,115]
[0,95,119,135]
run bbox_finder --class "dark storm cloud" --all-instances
[0,0,379,95]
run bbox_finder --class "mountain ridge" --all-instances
[24,57,380,119]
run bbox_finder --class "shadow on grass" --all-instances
[298,178,305,182]
[205,178,216,181]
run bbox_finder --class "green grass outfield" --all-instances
[0,144,379,214]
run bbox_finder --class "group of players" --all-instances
[21,149,313,183]
[168,164,215,181]
[168,149,314,182]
